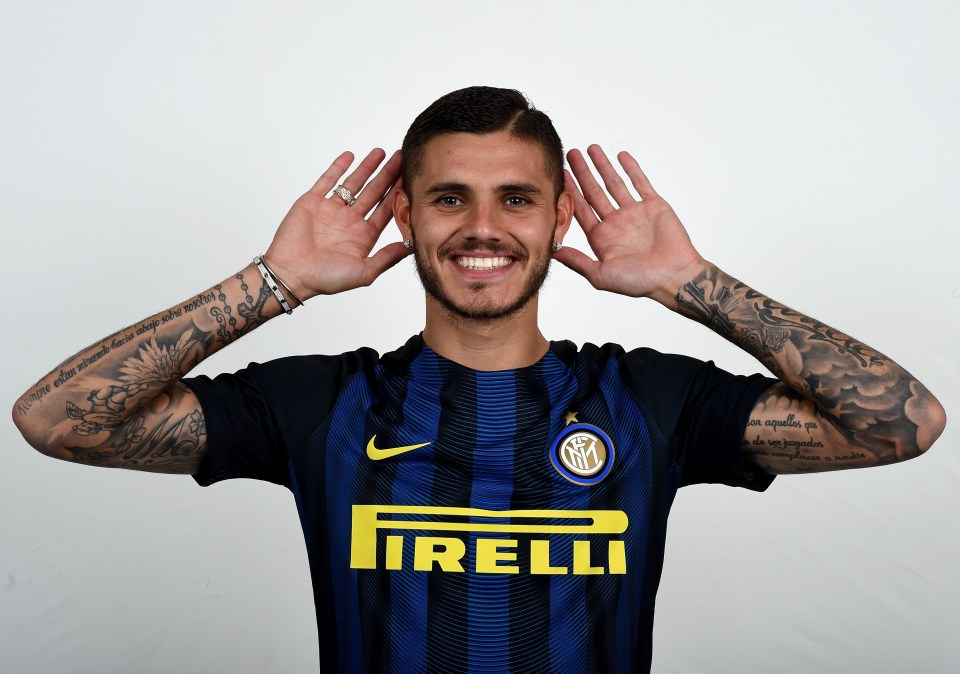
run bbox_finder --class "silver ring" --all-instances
[331,185,356,206]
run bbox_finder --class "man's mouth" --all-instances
[454,255,513,271]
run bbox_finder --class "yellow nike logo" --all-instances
[366,435,432,461]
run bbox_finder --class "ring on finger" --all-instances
[331,184,357,206]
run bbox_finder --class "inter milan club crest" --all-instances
[549,423,615,486]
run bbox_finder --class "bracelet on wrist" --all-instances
[253,255,297,315]
[259,255,305,307]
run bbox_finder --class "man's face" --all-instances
[397,131,572,321]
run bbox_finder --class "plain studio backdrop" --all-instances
[2,1,958,672]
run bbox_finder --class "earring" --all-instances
[553,242,562,252]
[404,239,413,250]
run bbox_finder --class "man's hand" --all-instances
[558,145,945,471]
[13,149,413,473]
[556,145,705,307]
[264,149,411,301]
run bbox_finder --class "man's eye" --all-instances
[438,196,463,207]
[505,196,529,206]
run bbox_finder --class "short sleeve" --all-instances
[183,350,376,488]
[619,348,778,491]
[184,364,288,487]
[674,361,776,490]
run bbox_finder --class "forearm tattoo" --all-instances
[211,272,273,347]
[676,266,939,466]
[16,270,273,472]
[72,384,207,473]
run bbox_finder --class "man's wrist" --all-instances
[260,253,311,307]
[651,258,714,312]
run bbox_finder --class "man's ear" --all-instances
[555,189,574,242]
[393,187,411,241]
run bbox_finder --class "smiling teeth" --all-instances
[456,256,511,270]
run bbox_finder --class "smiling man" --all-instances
[402,130,564,324]
[13,86,946,673]
[397,126,572,367]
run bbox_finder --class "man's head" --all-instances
[395,87,572,323]
[401,86,564,200]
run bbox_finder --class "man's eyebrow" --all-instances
[423,182,544,196]
[497,183,542,195]
[424,182,471,195]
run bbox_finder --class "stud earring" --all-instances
[404,239,413,250]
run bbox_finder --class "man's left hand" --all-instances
[556,145,706,308]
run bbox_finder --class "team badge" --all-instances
[549,423,615,485]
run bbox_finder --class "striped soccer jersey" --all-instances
[186,335,775,673]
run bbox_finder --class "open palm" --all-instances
[555,146,706,307]
[264,149,410,299]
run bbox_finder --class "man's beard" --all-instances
[412,229,554,321]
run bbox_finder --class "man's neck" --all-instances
[421,297,549,371]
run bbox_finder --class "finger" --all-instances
[354,150,402,214]
[552,246,603,289]
[617,151,659,200]
[338,148,388,200]
[308,151,355,195]
[565,170,600,234]
[587,144,635,207]
[361,241,412,286]
[567,148,616,220]
[367,179,400,231]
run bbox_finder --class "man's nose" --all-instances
[462,201,503,240]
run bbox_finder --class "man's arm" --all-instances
[12,270,280,473]
[674,266,944,473]
[12,149,410,473]
[557,145,946,473]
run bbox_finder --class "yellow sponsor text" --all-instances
[350,505,628,575]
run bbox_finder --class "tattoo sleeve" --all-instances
[13,263,285,473]
[675,264,945,472]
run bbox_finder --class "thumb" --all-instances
[361,241,413,286]
[553,246,603,289]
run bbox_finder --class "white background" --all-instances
[2,1,958,672]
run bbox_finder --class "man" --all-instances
[13,87,946,672]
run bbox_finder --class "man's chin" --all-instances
[430,290,536,322]
[415,249,551,322]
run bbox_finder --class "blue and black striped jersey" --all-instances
[186,335,775,672]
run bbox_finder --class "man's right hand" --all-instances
[13,149,411,473]
[263,149,411,300]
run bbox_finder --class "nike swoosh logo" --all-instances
[366,435,432,461]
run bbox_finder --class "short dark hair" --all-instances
[401,86,564,198]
